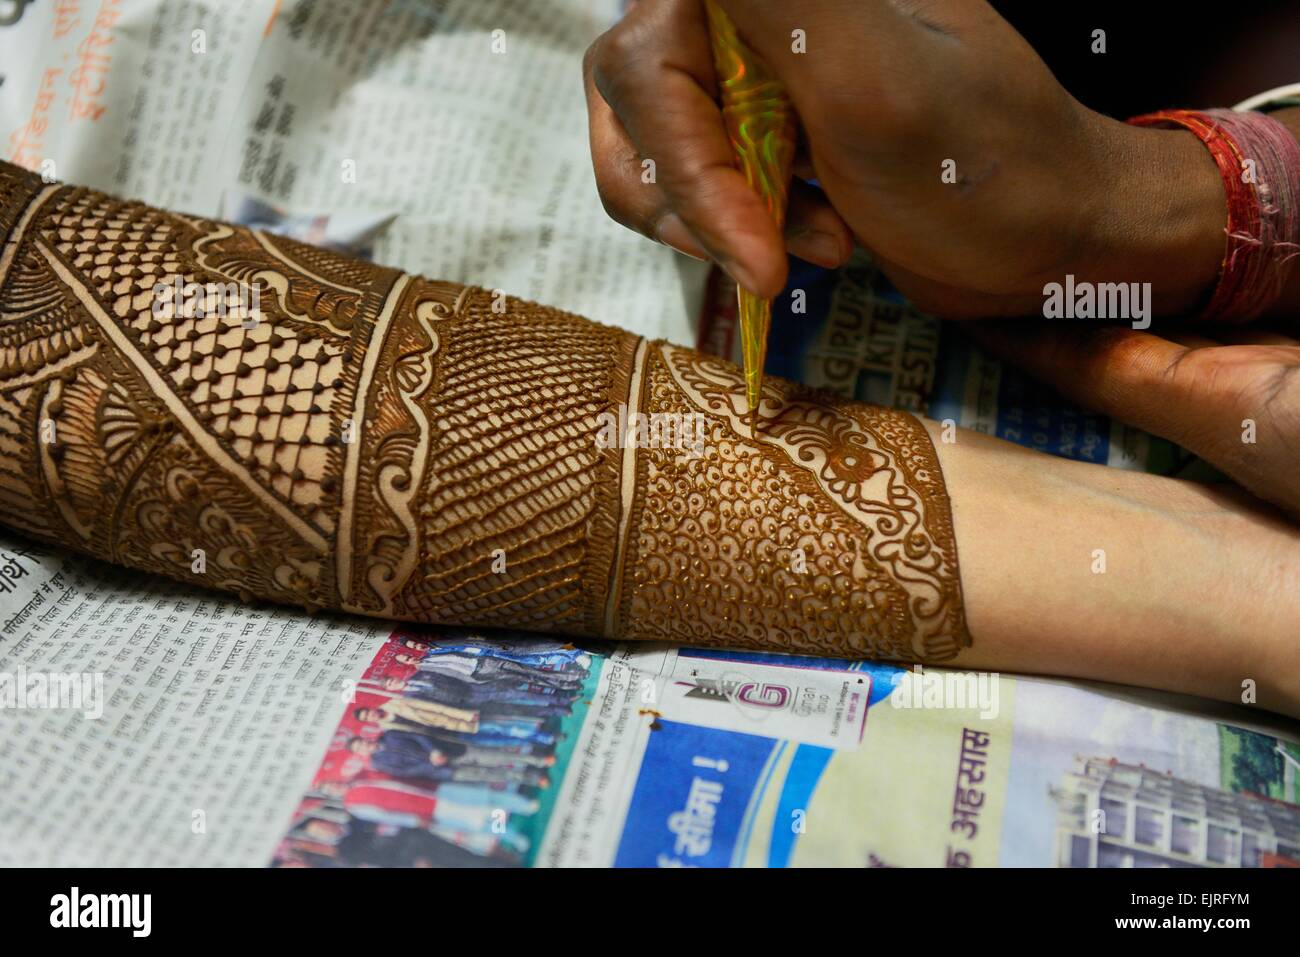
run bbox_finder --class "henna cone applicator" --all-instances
[704,0,797,438]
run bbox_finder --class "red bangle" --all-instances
[1128,108,1300,323]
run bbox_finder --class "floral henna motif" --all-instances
[612,343,970,662]
[0,159,969,662]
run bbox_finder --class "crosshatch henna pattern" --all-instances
[0,160,971,661]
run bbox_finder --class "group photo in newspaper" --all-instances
[0,0,1297,922]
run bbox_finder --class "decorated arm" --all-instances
[2,162,1297,713]
[0,160,966,660]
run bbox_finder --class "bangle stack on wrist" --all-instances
[1128,107,1300,322]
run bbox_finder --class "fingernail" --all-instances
[655,213,709,262]
[789,229,846,268]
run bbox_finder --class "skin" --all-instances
[969,316,1300,519]
[2,167,1292,714]
[583,0,1300,710]
[931,421,1300,718]
[584,1,1300,520]
[584,0,1233,312]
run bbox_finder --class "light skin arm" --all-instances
[930,421,1300,716]
[1,161,1296,720]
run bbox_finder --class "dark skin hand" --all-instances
[972,106,1300,518]
[967,109,1300,518]
[585,0,1300,516]
[971,310,1300,520]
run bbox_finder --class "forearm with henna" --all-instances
[3,161,1297,715]
[0,161,969,662]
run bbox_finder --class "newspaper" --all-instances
[2,0,1298,869]
[0,536,390,866]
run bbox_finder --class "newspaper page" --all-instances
[0,531,391,866]
[257,630,1299,868]
[533,648,1300,867]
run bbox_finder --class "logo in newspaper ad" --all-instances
[666,665,870,750]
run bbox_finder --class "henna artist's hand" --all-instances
[584,0,1225,316]
[581,0,855,277]
[970,322,1300,518]
[965,106,1300,516]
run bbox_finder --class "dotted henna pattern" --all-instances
[614,344,970,661]
[0,160,969,661]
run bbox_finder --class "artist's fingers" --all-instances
[966,323,1227,452]
[782,180,854,267]
[586,59,851,270]
[586,0,790,297]
[792,136,817,181]
[977,321,1300,515]
[716,0,936,139]
[584,59,709,261]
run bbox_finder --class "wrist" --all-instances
[1204,498,1300,719]
[1075,111,1226,318]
